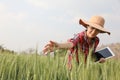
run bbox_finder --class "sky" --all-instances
[0,0,120,52]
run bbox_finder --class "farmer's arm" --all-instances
[43,41,73,53]
[57,42,73,49]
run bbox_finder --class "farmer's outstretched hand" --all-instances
[43,41,59,54]
[43,40,73,54]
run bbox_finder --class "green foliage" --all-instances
[0,52,120,80]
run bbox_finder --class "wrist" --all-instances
[57,42,73,49]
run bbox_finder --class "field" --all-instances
[0,52,120,80]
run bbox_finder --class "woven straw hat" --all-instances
[79,16,110,35]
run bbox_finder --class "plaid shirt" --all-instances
[68,31,99,65]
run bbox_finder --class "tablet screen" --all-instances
[95,47,115,61]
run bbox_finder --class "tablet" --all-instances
[95,47,115,61]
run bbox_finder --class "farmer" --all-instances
[43,15,110,69]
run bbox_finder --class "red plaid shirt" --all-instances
[68,31,99,65]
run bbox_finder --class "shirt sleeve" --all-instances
[68,34,80,47]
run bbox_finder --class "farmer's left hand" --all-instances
[98,58,106,63]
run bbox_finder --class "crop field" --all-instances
[0,52,120,80]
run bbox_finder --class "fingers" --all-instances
[43,41,57,54]
[99,58,106,63]
[45,41,56,48]
[43,46,53,53]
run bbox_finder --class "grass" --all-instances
[0,52,120,80]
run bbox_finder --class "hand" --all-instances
[98,58,106,63]
[43,41,58,54]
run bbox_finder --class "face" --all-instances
[86,26,100,38]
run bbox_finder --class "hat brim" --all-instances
[79,19,110,35]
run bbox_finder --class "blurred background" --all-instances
[0,0,120,53]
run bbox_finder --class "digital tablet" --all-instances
[95,47,115,61]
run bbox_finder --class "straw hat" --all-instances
[79,16,110,35]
